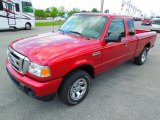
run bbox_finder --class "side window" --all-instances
[0,1,3,11]
[22,2,33,13]
[7,3,13,11]
[15,3,20,12]
[128,19,135,35]
[107,18,125,37]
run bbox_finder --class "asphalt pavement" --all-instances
[0,22,160,120]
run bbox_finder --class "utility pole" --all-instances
[128,0,132,15]
[100,0,104,13]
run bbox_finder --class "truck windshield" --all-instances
[60,14,108,39]
[152,20,160,25]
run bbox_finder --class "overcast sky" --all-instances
[32,0,160,16]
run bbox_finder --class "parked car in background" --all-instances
[46,17,54,20]
[54,17,66,21]
[142,18,152,25]
[6,13,157,106]
[133,17,142,21]
[151,18,160,33]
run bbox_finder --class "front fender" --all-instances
[64,59,94,76]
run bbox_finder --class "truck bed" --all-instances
[136,29,150,34]
[134,29,157,57]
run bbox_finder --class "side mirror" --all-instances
[129,31,135,36]
[105,33,122,42]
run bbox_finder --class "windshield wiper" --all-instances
[59,29,65,34]
[68,31,90,40]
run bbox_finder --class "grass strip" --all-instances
[36,21,64,27]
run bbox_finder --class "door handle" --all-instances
[124,42,128,47]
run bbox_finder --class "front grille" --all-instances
[7,47,29,74]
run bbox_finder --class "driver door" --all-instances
[102,18,130,71]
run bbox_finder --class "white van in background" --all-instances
[151,18,160,33]
[0,0,35,30]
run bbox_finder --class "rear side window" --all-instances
[0,1,3,11]
[22,2,33,13]
[107,18,125,37]
[128,19,135,36]
[15,3,20,12]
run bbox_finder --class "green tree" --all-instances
[46,8,51,13]
[58,6,65,17]
[73,8,80,12]
[50,7,58,17]
[91,8,99,13]
[69,8,80,16]
[105,9,109,13]
[35,9,46,19]
[69,10,76,16]
[81,10,87,13]
[45,8,52,17]
[59,11,65,17]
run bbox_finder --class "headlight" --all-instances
[28,62,51,77]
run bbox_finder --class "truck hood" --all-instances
[11,32,97,65]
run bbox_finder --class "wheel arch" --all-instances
[64,64,95,79]
[145,42,151,49]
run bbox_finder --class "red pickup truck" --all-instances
[6,13,157,106]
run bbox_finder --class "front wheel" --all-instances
[25,23,31,30]
[58,69,91,106]
[134,47,148,65]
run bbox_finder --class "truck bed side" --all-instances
[134,30,157,57]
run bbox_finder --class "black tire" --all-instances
[58,69,91,106]
[134,47,148,65]
[25,23,31,30]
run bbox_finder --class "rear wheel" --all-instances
[25,23,31,30]
[58,69,91,106]
[134,47,149,65]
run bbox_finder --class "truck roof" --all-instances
[76,13,133,19]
